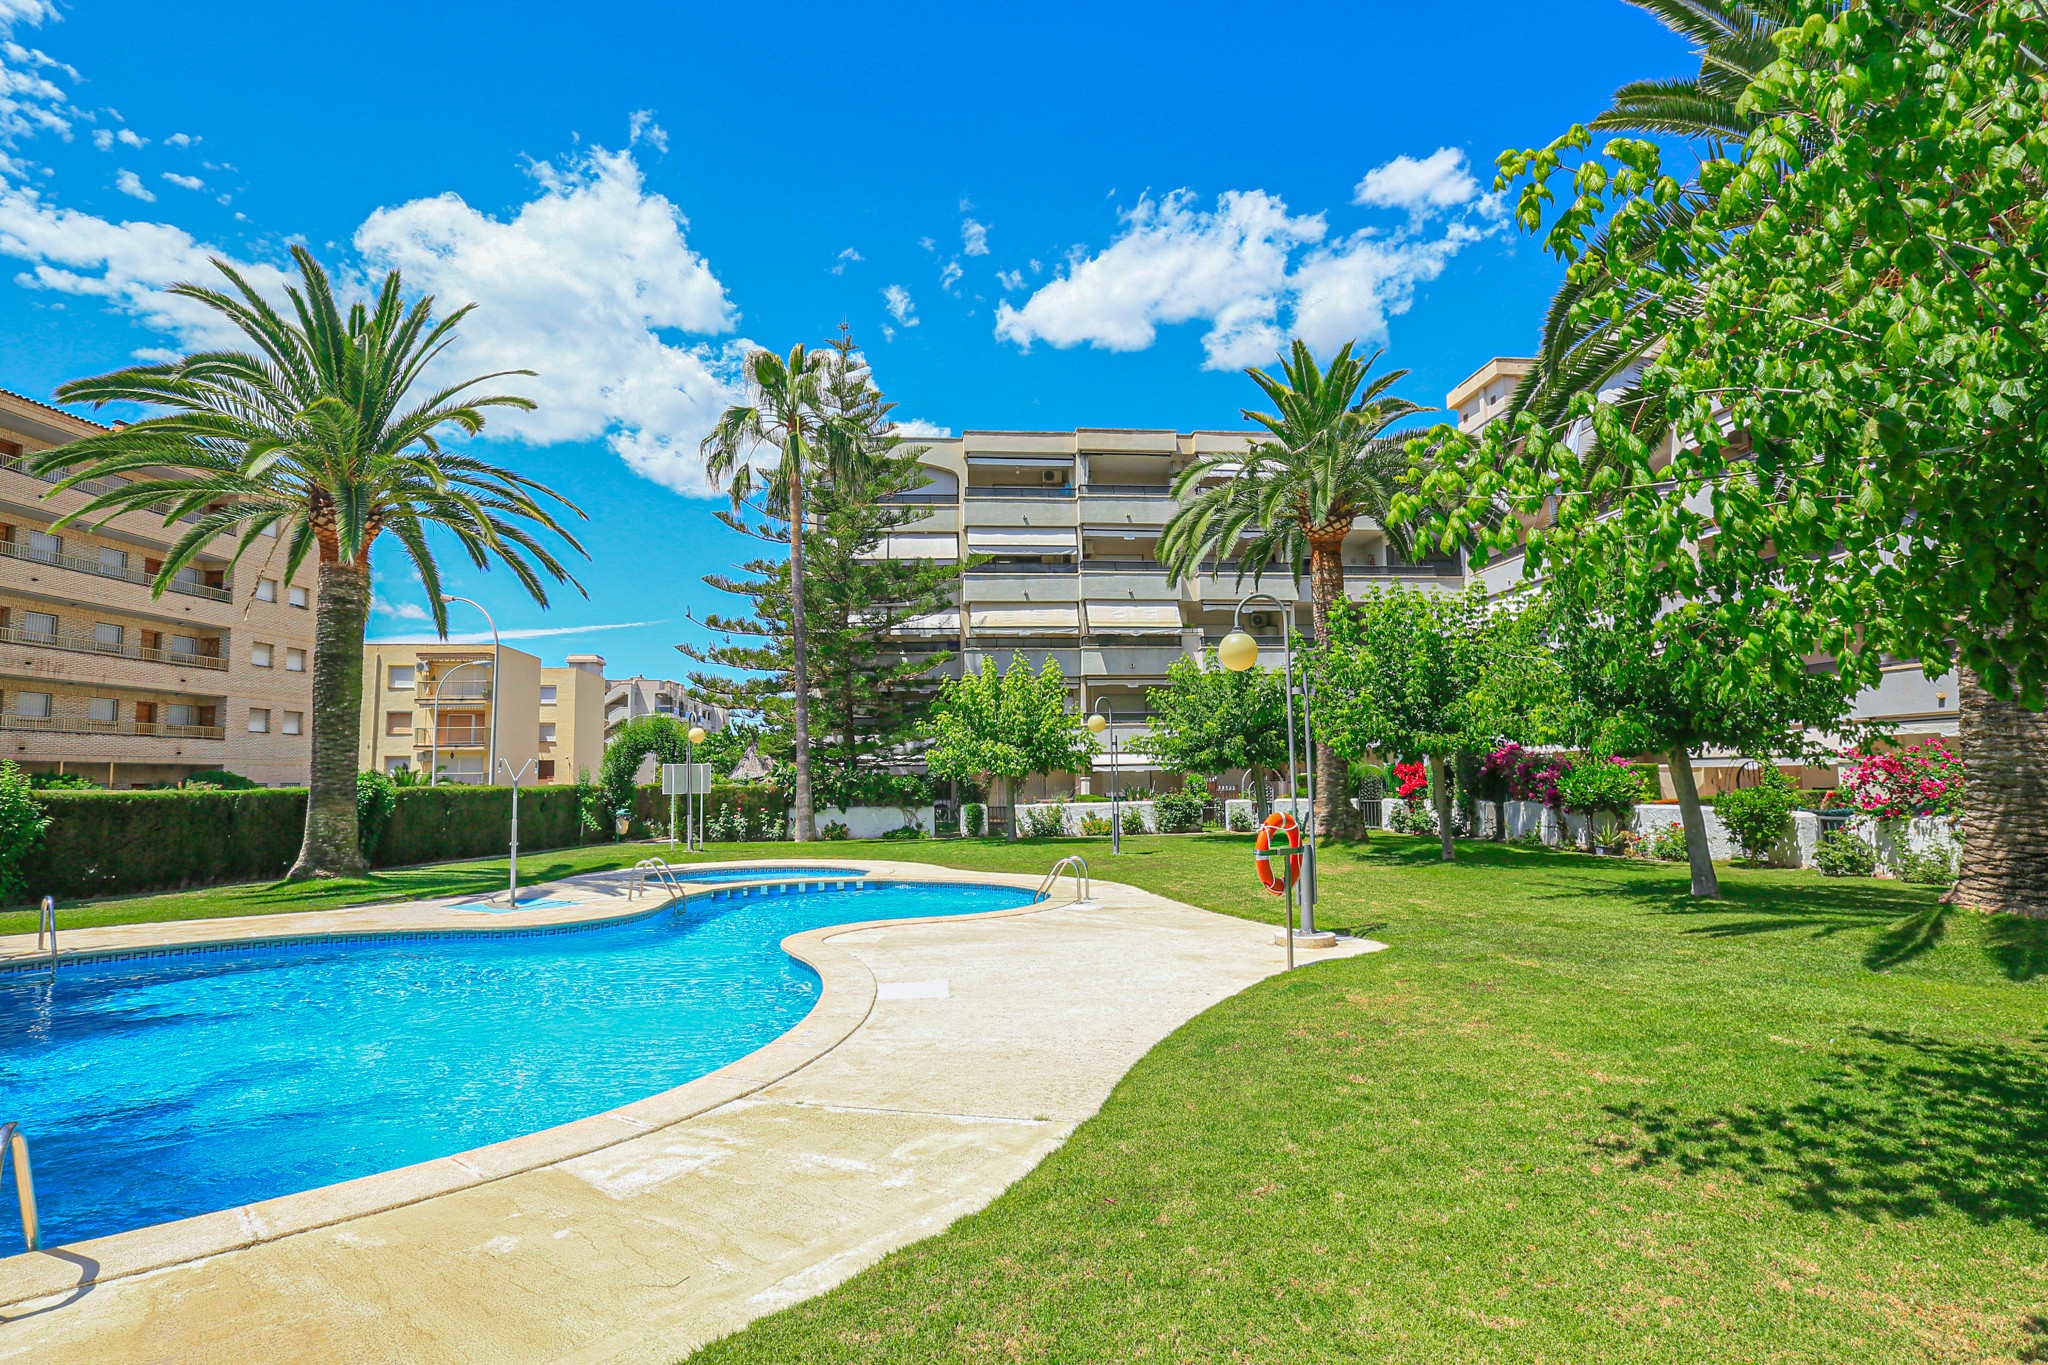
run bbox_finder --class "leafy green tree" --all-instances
[1159,340,1428,841]
[1314,586,1493,861]
[598,715,694,821]
[0,760,51,903]
[923,657,1098,840]
[1135,653,1290,802]
[1714,766,1801,863]
[1411,2,2048,913]
[41,247,584,879]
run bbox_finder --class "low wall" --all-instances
[816,805,935,839]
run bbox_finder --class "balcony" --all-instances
[416,726,490,749]
[0,536,234,602]
[964,486,1073,500]
[419,680,492,701]
[964,561,1077,575]
[877,493,957,506]
[0,713,224,740]
[0,455,219,527]
[0,621,229,670]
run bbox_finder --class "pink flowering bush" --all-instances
[1484,742,1568,811]
[1394,761,1429,800]
[1839,741,1966,821]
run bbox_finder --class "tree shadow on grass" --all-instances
[1986,913,2048,983]
[1530,868,1935,942]
[1601,1027,2048,1230]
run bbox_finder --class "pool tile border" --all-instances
[0,862,1066,1310]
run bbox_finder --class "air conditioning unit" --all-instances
[1041,469,1062,484]
[1251,613,1275,630]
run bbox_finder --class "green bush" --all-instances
[1079,813,1114,836]
[634,783,783,841]
[878,823,925,841]
[22,788,306,900]
[0,761,53,901]
[1896,846,1957,887]
[1648,821,1690,863]
[1813,829,1877,877]
[1021,805,1069,838]
[1713,767,1800,861]
[356,770,397,857]
[964,803,986,837]
[1153,781,1207,834]
[820,821,852,840]
[182,769,262,790]
[1122,807,1146,835]
[29,771,97,790]
[1388,801,1436,836]
[1228,807,1255,833]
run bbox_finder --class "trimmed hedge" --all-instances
[630,782,786,836]
[18,783,607,902]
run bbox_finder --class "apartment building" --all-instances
[869,427,1465,801]
[1445,356,1959,793]
[358,642,605,784]
[0,389,316,787]
[603,674,725,743]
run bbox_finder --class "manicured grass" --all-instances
[677,833,2048,1364]
[0,842,817,937]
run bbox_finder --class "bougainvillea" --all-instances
[1840,741,1966,822]
[1394,761,1429,801]
[1482,743,1570,811]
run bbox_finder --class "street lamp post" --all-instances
[1085,710,1121,854]
[1215,592,1318,937]
[688,724,708,851]
[441,596,500,786]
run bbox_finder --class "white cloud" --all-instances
[917,235,934,252]
[374,600,432,621]
[1352,147,1479,215]
[89,127,110,150]
[994,184,1499,371]
[882,284,918,327]
[163,132,195,148]
[626,109,667,154]
[880,323,895,342]
[115,127,144,148]
[113,168,154,201]
[161,171,203,190]
[0,144,753,497]
[890,417,952,438]
[368,619,665,644]
[831,246,861,275]
[961,217,988,256]
[958,196,973,212]
[995,268,1023,291]
[938,259,961,293]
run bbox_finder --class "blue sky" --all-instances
[0,0,1686,680]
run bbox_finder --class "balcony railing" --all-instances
[1082,560,1171,574]
[1348,562,1463,578]
[965,486,1073,499]
[0,456,215,526]
[1081,485,1174,497]
[964,561,1077,575]
[416,727,490,748]
[420,680,492,700]
[877,493,958,506]
[0,536,233,602]
[0,713,224,740]
[0,622,229,670]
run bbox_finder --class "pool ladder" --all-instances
[0,1122,38,1252]
[34,895,54,979]
[628,858,686,901]
[1033,856,1090,904]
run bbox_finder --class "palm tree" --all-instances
[1160,340,1429,840]
[38,246,586,879]
[701,345,836,842]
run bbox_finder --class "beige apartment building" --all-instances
[0,388,316,787]
[870,427,1464,800]
[358,642,605,784]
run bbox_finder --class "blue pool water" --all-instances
[0,880,1032,1250]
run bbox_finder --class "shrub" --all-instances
[29,772,97,790]
[1154,782,1207,833]
[1079,813,1114,836]
[1021,805,1070,838]
[964,804,986,837]
[820,821,852,841]
[1839,740,1965,821]
[1713,766,1800,861]
[1896,846,1957,887]
[1388,800,1436,836]
[0,761,52,902]
[1393,761,1429,800]
[1648,821,1690,863]
[1121,807,1146,836]
[1228,807,1255,833]
[22,788,306,900]
[878,822,925,840]
[1813,829,1877,877]
[1122,785,1155,802]
[356,770,397,858]
[182,769,261,790]
[1074,794,1109,803]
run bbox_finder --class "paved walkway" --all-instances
[0,859,1381,1364]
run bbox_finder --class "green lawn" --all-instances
[662,833,2048,1364]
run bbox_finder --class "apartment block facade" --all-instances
[0,389,316,787]
[357,642,605,785]
[603,675,726,743]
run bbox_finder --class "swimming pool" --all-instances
[0,879,1034,1250]
[609,863,872,883]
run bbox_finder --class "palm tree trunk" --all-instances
[1428,752,1456,861]
[1306,535,1366,842]
[787,461,816,842]
[1952,669,2048,916]
[288,561,372,880]
[1666,745,1721,898]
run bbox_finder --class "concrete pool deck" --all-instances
[0,857,1384,1363]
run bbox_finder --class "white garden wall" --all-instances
[815,805,935,839]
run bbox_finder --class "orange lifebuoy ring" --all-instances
[1254,812,1303,896]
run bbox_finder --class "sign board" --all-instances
[661,763,713,795]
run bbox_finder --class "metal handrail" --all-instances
[36,895,54,970]
[1033,855,1090,904]
[0,1121,40,1252]
[629,857,686,900]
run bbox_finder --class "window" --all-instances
[89,697,117,724]
[98,546,129,574]
[539,685,558,705]
[23,611,57,642]
[282,711,303,735]
[16,692,50,719]
[386,711,412,736]
[288,584,308,608]
[384,756,411,777]
[285,647,305,672]
[94,622,123,650]
[536,759,556,781]
[248,708,270,733]
[165,703,196,728]
[170,634,200,656]
[26,529,58,560]
[174,565,202,587]
[389,664,415,689]
[255,578,277,603]
[538,722,557,743]
[251,642,273,668]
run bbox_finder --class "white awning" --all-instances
[1092,752,1165,771]
[862,532,959,561]
[966,454,1072,468]
[966,528,1079,554]
[1085,601,1184,634]
[890,609,960,635]
[969,605,1081,634]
